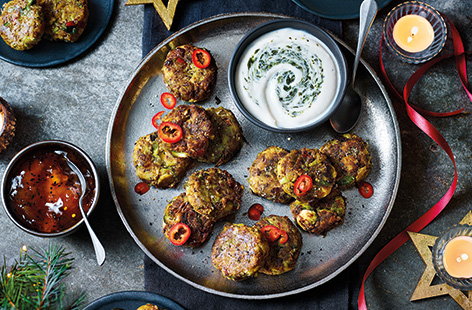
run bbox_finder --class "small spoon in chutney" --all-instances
[66,159,106,266]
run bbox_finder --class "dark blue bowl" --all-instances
[0,0,114,68]
[228,19,348,133]
[83,291,185,310]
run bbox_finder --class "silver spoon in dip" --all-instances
[67,159,106,266]
[330,0,378,133]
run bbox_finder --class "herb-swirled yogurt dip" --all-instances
[236,28,340,129]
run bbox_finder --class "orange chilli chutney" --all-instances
[6,147,95,233]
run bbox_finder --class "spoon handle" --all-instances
[80,206,106,266]
[352,0,378,84]
[67,159,106,266]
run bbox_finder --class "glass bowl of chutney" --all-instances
[1,140,100,237]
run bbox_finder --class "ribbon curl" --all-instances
[358,18,470,310]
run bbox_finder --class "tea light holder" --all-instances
[383,1,447,64]
[432,225,472,290]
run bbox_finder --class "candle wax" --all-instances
[392,15,435,53]
[443,236,472,278]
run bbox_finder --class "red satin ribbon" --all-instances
[358,18,471,310]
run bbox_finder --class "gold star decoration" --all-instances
[126,0,180,30]
[408,211,472,309]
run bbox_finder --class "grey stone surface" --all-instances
[0,0,145,304]
[0,0,470,308]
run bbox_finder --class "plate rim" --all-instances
[106,12,402,300]
[0,0,115,68]
[83,290,185,310]
[291,0,393,20]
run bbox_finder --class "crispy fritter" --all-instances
[0,0,44,50]
[160,104,214,159]
[320,134,372,188]
[0,97,16,153]
[276,148,337,202]
[254,215,302,275]
[211,223,269,281]
[37,0,88,42]
[163,193,215,247]
[197,107,244,166]
[185,168,243,220]
[137,304,160,310]
[248,146,293,204]
[133,132,192,188]
[162,45,217,102]
[290,190,346,235]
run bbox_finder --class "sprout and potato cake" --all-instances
[133,132,192,188]
[211,223,269,281]
[0,0,44,50]
[185,168,243,221]
[163,193,215,247]
[276,148,337,202]
[197,107,244,166]
[160,104,214,159]
[137,305,160,310]
[162,45,217,102]
[320,134,372,188]
[254,215,302,275]
[248,146,293,204]
[36,0,88,42]
[290,190,346,235]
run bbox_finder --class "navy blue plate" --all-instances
[292,0,393,20]
[0,0,114,67]
[83,291,185,310]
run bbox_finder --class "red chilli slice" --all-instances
[160,92,177,109]
[168,223,191,246]
[358,181,374,198]
[192,49,211,69]
[134,182,150,195]
[158,122,183,144]
[294,175,313,196]
[248,203,264,221]
[278,229,289,244]
[151,111,165,129]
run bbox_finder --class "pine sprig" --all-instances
[0,244,86,310]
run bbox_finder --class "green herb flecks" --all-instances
[243,43,325,117]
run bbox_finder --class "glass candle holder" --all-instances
[432,225,472,290]
[383,1,447,64]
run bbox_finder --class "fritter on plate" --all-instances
[276,148,337,202]
[185,168,243,220]
[137,304,160,310]
[0,0,44,50]
[197,107,244,166]
[290,190,346,235]
[248,146,293,204]
[0,97,16,153]
[320,134,372,188]
[37,0,88,42]
[211,223,269,281]
[133,132,192,188]
[160,104,214,159]
[254,215,302,275]
[163,193,215,247]
[162,45,217,102]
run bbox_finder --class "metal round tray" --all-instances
[106,13,401,299]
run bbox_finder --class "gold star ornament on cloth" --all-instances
[408,211,472,309]
[126,0,180,30]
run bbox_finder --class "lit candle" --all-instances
[443,236,472,278]
[392,14,435,53]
